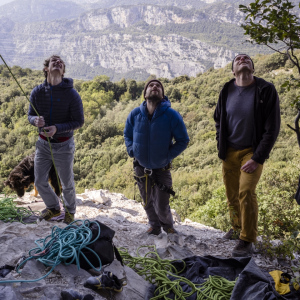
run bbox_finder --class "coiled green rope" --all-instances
[0,197,38,224]
[119,245,237,300]
[0,219,102,284]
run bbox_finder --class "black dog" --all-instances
[4,153,61,197]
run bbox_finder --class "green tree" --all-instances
[240,0,300,145]
[127,79,138,99]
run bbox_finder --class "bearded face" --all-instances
[145,82,163,103]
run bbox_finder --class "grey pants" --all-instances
[134,165,174,230]
[34,137,76,213]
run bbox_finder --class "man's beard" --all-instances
[147,94,162,103]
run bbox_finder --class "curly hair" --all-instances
[43,55,66,79]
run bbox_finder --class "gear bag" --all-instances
[74,220,123,271]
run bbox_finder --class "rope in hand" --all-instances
[119,245,237,300]
[0,219,102,284]
[0,197,38,224]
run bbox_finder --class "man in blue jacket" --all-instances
[28,55,84,224]
[124,79,189,235]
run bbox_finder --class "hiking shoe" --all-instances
[165,228,178,234]
[232,239,253,257]
[84,271,123,292]
[61,289,94,300]
[222,228,240,240]
[146,227,162,235]
[63,212,75,225]
[39,208,61,221]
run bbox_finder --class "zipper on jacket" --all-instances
[50,86,53,126]
[147,118,151,167]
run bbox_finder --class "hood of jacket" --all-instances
[139,96,171,118]
[42,77,74,90]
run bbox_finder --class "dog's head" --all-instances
[4,175,32,197]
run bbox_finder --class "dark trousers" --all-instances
[134,165,174,230]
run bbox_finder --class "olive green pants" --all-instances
[222,147,263,242]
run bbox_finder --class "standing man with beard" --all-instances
[28,55,84,224]
[214,54,280,256]
[124,79,189,235]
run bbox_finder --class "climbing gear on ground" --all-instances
[146,227,162,236]
[165,227,178,234]
[269,270,291,295]
[232,239,253,257]
[222,228,240,240]
[75,220,123,271]
[0,219,121,284]
[198,275,237,299]
[61,289,94,300]
[84,271,123,293]
[39,207,61,221]
[63,212,74,224]
[0,197,39,224]
[119,245,237,299]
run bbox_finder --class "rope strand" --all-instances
[119,245,237,300]
[0,219,102,284]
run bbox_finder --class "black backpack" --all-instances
[75,220,123,271]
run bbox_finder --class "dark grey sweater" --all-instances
[226,81,256,149]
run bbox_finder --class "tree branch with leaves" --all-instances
[240,0,300,146]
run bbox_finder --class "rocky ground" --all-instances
[0,189,299,299]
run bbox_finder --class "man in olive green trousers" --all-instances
[214,54,280,257]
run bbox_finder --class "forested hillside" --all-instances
[1,52,300,255]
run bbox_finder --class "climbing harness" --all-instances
[0,197,39,224]
[133,159,175,205]
[0,219,103,284]
[119,245,237,300]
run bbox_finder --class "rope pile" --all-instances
[0,219,102,284]
[119,245,237,300]
[0,197,38,223]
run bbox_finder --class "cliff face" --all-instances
[0,2,249,80]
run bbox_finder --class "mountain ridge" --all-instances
[0,0,269,80]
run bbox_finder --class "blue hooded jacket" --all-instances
[124,96,189,169]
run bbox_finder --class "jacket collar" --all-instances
[140,96,171,119]
[43,77,74,89]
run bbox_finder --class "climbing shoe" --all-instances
[84,271,123,292]
[39,208,61,221]
[146,227,162,235]
[61,289,94,300]
[232,239,253,257]
[165,228,178,234]
[63,212,75,225]
[222,228,240,240]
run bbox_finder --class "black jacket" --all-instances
[214,76,280,164]
[28,78,84,138]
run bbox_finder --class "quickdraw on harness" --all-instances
[133,159,175,206]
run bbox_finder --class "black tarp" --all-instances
[145,255,300,300]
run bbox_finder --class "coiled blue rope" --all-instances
[0,219,102,283]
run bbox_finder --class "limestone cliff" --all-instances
[0,2,254,80]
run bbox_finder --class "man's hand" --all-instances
[40,125,57,138]
[34,116,45,127]
[241,159,259,173]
